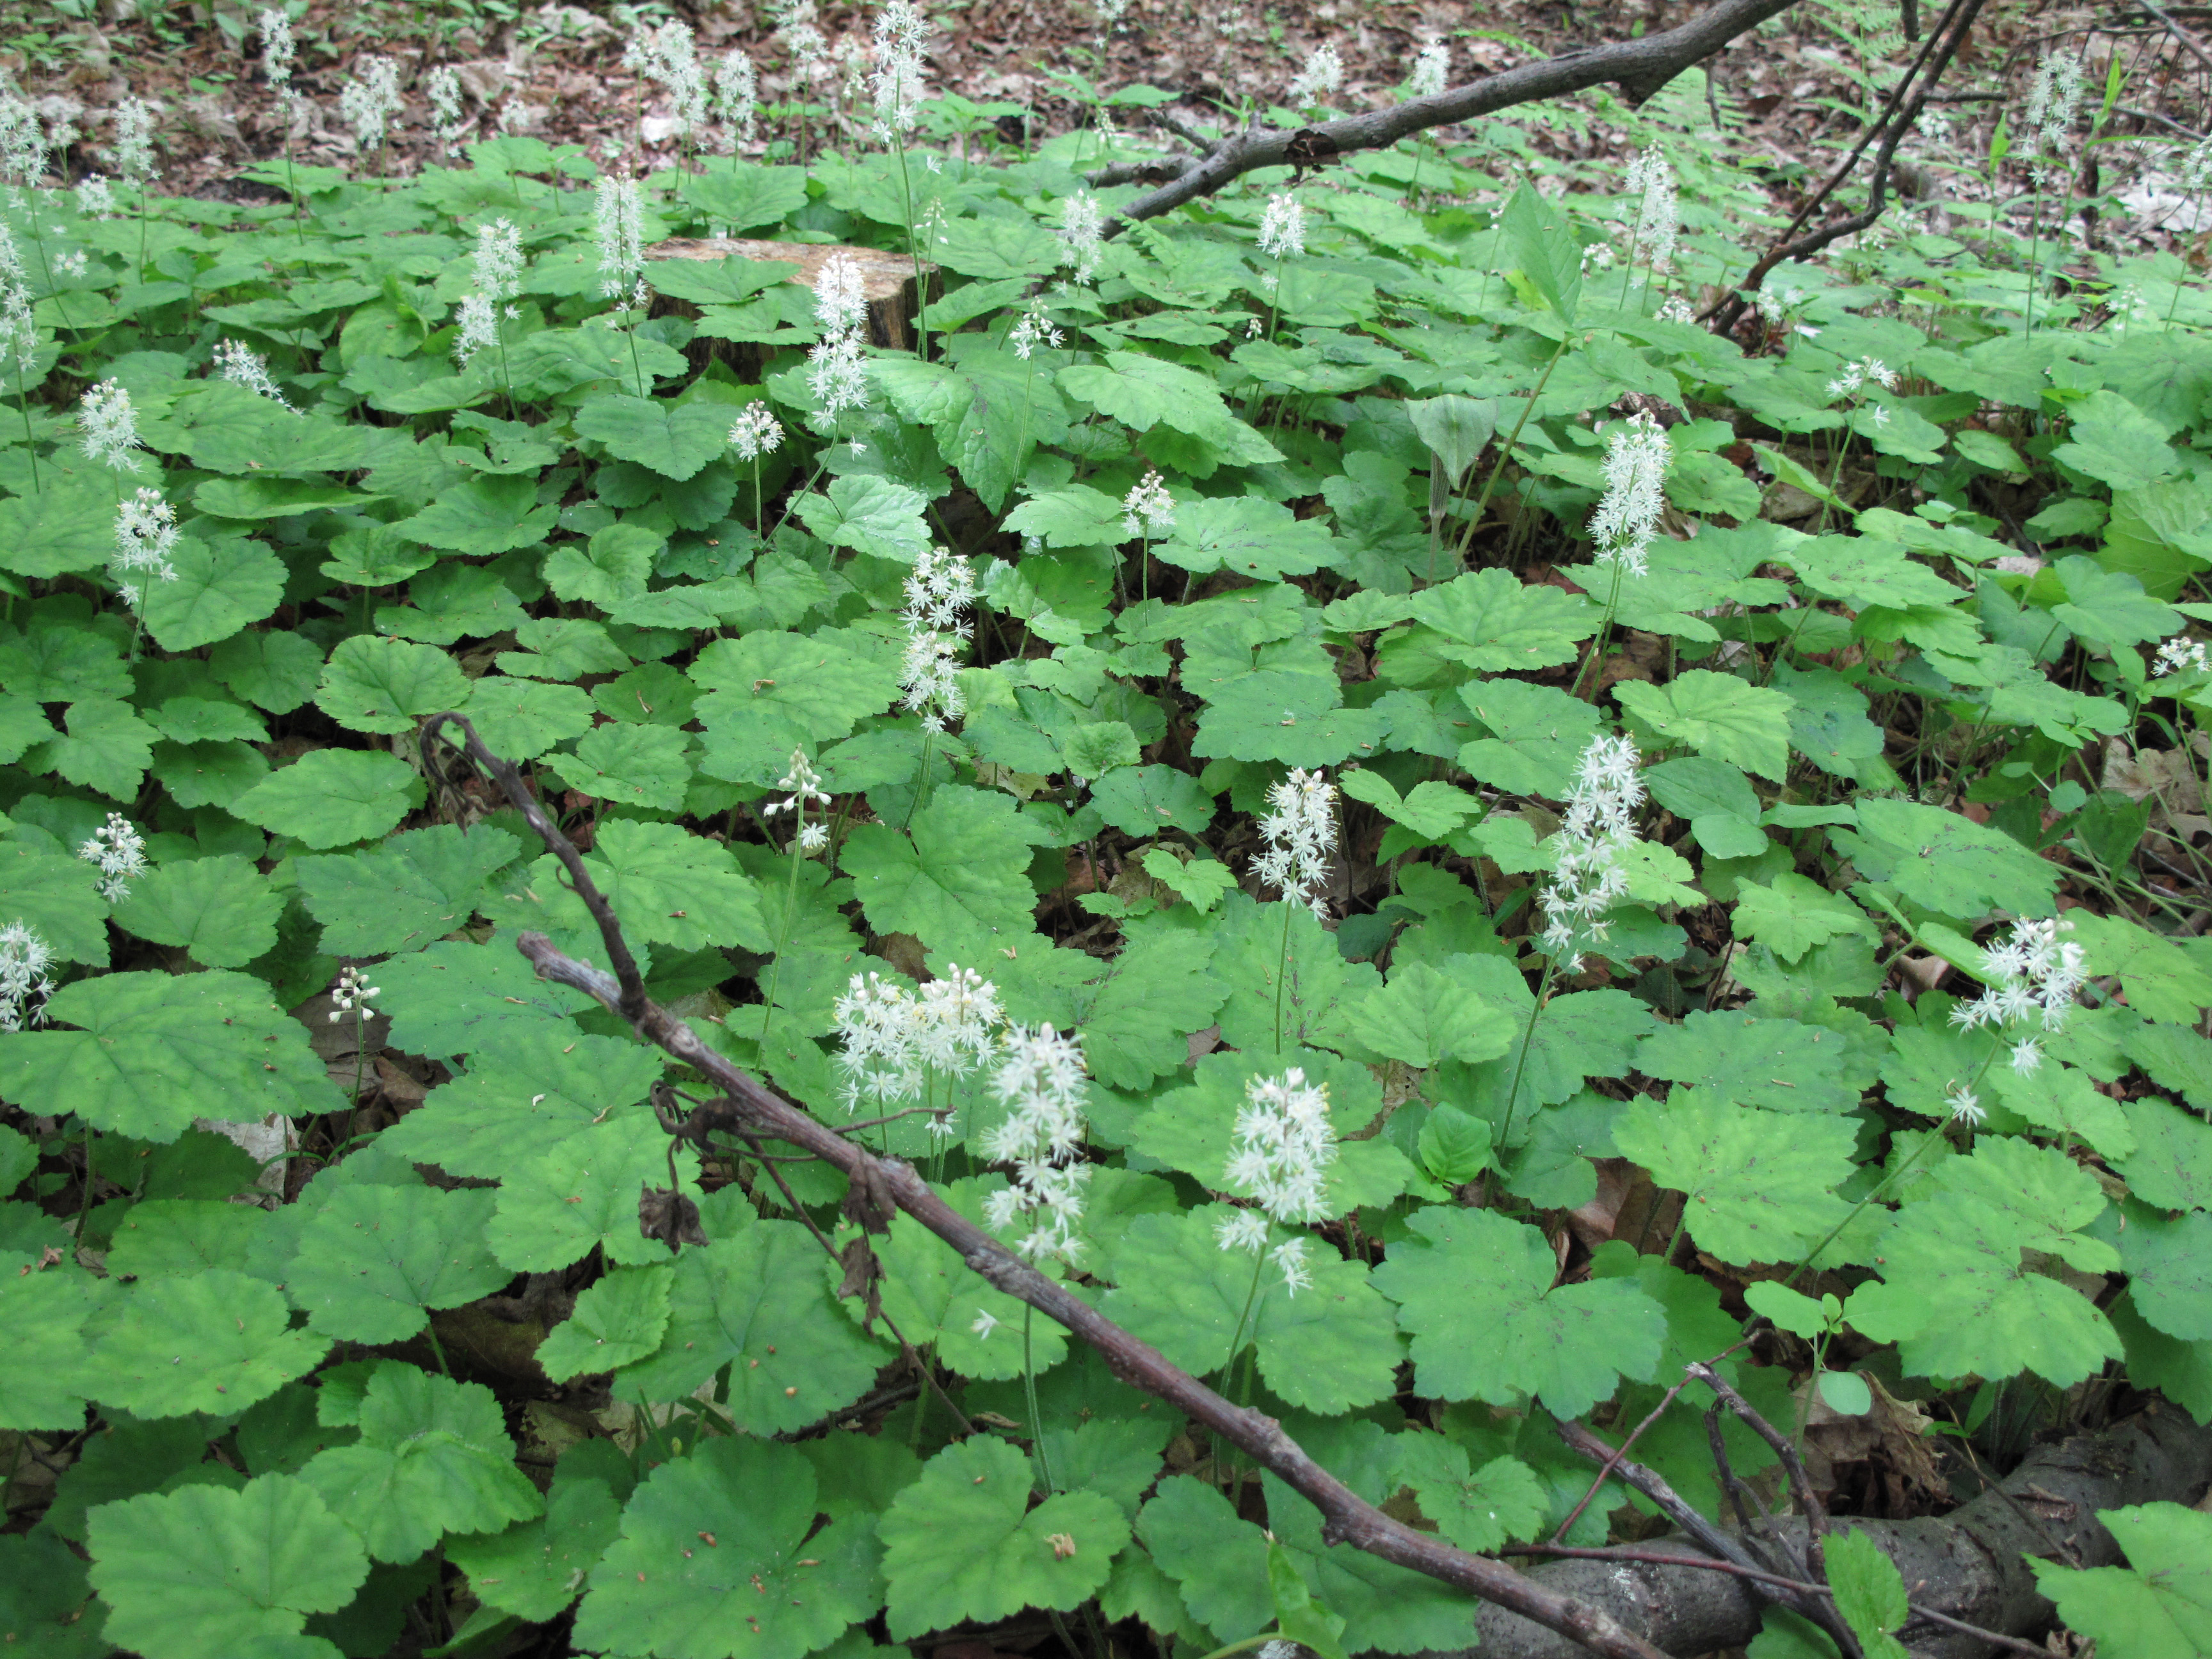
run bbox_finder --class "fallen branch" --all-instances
[1471,1405,2212,1659]
[417,712,1671,1659]
[1090,0,1806,230]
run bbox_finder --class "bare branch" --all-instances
[2133,0,2212,72]
[424,713,1674,1659]
[1092,0,1805,230]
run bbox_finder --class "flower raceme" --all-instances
[80,379,144,474]
[980,1025,1091,1265]
[728,401,784,461]
[1587,412,1670,577]
[1624,145,1678,275]
[594,175,645,302]
[113,488,180,608]
[1215,1067,1338,1295]
[761,747,831,853]
[899,545,977,733]
[1121,470,1173,541]
[77,814,147,904]
[0,921,54,1033]
[1539,733,1646,974]
[1949,917,2088,1075]
[1254,766,1336,918]
[1258,193,1306,261]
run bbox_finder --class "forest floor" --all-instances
[5,0,2208,264]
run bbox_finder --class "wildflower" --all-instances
[426,65,467,154]
[1656,294,1695,324]
[1825,358,1899,402]
[1245,314,1263,339]
[970,1308,999,1340]
[339,56,403,154]
[81,380,145,474]
[1949,916,2087,1077]
[715,50,759,148]
[112,97,159,187]
[1286,40,1345,108]
[75,175,116,218]
[0,97,45,198]
[807,332,871,418]
[915,963,1006,1080]
[595,174,645,301]
[452,292,501,367]
[328,963,381,1022]
[0,283,34,379]
[2155,637,2211,676]
[728,401,784,461]
[833,971,924,1111]
[212,339,295,410]
[1625,145,1678,273]
[258,9,297,108]
[1058,190,1105,284]
[1009,303,1064,360]
[1406,38,1450,100]
[870,0,931,139]
[799,822,828,853]
[1254,767,1336,917]
[2024,51,2085,189]
[56,252,86,280]
[1218,1068,1336,1295]
[0,922,54,1033]
[2184,134,2212,195]
[903,541,977,635]
[1945,1082,1986,1126]
[1258,192,1305,260]
[1539,733,1644,974]
[979,1025,1091,1265]
[626,22,709,143]
[77,813,147,902]
[762,748,833,858]
[1123,470,1174,540]
[472,218,525,305]
[113,487,180,607]
[814,251,867,337]
[1588,412,1669,577]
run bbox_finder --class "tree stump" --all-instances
[643,237,932,352]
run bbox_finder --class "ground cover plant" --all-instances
[3,6,2212,1659]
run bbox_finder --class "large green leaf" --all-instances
[1058,351,1281,467]
[575,1437,881,1659]
[693,630,902,783]
[26,698,156,800]
[92,1269,328,1417]
[286,1184,511,1345]
[1373,1205,1667,1418]
[488,1121,702,1272]
[1612,1089,1854,1265]
[86,1475,368,1659]
[449,1448,629,1623]
[878,1436,1126,1640]
[390,473,559,554]
[1,970,334,1141]
[314,636,472,735]
[1341,958,1516,1070]
[1615,670,1794,781]
[2030,1503,2212,1659]
[109,854,283,968]
[230,748,426,848]
[294,824,520,956]
[1835,797,2060,918]
[141,536,287,652]
[840,785,1041,956]
[1393,568,1596,677]
[1153,495,1334,582]
[0,843,109,964]
[793,474,931,564]
[0,477,115,577]
[575,395,732,481]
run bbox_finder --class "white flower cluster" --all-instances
[1945,1081,1988,1127]
[715,50,760,148]
[1122,470,1174,540]
[781,0,831,88]
[870,0,931,140]
[806,251,873,421]
[0,96,48,200]
[77,174,116,218]
[832,960,1009,1121]
[2154,636,2211,677]
[899,543,977,733]
[1258,192,1306,261]
[1539,733,1644,974]
[1950,916,2087,1075]
[2024,51,2085,190]
[1588,412,1670,577]
[113,97,159,187]
[1826,358,1898,402]
[594,174,645,303]
[426,66,467,154]
[1626,145,1678,275]
[339,55,403,154]
[625,21,709,143]
[1255,766,1336,918]
[80,379,145,474]
[1059,191,1104,284]
[454,218,525,367]
[1009,303,1063,360]
[77,813,148,902]
[1286,40,1345,108]
[980,1024,1091,1265]
[214,339,295,410]
[1215,1067,1337,1295]
[728,401,784,461]
[258,10,297,113]
[0,920,54,1033]
[762,747,833,854]
[328,963,381,1021]
[1406,38,1450,100]
[113,487,180,608]
[0,227,33,381]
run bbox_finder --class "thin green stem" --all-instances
[1496,956,1560,1153]
[1022,1305,1055,1495]
[1457,332,1573,570]
[1272,899,1295,1054]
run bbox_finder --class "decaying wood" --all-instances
[643,236,931,351]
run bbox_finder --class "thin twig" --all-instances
[2133,0,2212,71]
[416,712,1678,1659]
[1551,1338,1756,1544]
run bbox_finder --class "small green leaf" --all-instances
[1342,959,1516,1070]
[538,1265,674,1382]
[1269,1539,1347,1659]
[450,1452,627,1623]
[1615,671,1794,781]
[1138,848,1237,913]
[110,855,284,969]
[576,395,733,481]
[1730,875,1878,963]
[2029,1503,2212,1659]
[294,824,520,956]
[1823,1529,1911,1659]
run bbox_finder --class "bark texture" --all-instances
[1466,1405,2212,1659]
